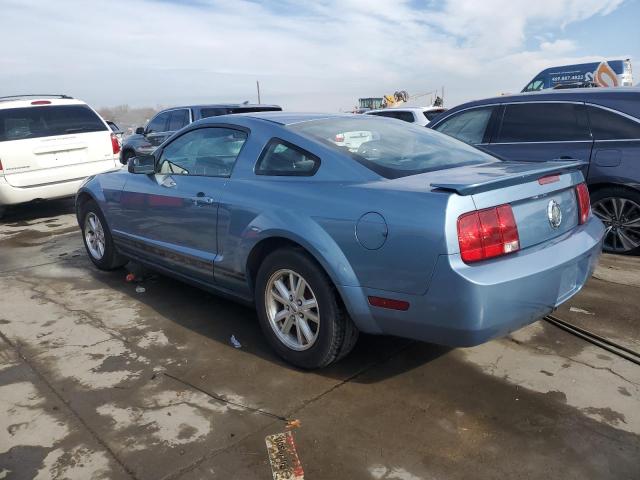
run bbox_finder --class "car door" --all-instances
[144,111,171,150]
[167,108,191,135]
[117,126,249,282]
[585,104,640,184]
[485,102,593,170]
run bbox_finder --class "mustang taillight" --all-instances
[111,133,121,155]
[457,204,520,263]
[576,183,590,224]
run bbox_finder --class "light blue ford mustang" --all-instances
[76,112,605,368]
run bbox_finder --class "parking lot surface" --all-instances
[1,199,639,479]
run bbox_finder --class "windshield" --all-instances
[290,116,498,179]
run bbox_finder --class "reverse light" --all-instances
[457,204,520,263]
[368,296,410,311]
[575,183,590,224]
[111,133,121,155]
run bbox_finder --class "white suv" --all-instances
[0,95,120,218]
[365,106,447,126]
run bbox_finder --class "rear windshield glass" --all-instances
[0,105,107,142]
[290,116,497,179]
[423,109,445,121]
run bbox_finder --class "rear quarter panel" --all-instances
[213,119,461,298]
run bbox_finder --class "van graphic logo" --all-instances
[547,200,562,229]
[594,61,619,87]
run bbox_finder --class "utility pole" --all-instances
[256,81,261,104]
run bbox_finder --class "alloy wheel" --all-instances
[84,212,106,260]
[265,269,320,351]
[592,196,640,253]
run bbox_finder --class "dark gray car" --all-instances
[120,103,281,164]
[429,88,640,254]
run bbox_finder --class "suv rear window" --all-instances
[0,105,107,142]
[291,116,496,179]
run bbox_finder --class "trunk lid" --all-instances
[427,160,586,251]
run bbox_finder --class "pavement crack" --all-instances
[161,417,282,480]
[163,372,287,421]
[286,340,416,419]
[508,337,640,387]
[11,276,132,347]
[0,330,139,480]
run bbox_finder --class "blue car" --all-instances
[76,113,604,368]
[429,88,640,254]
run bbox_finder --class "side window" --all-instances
[497,103,590,143]
[168,109,190,131]
[587,106,640,140]
[199,108,227,119]
[256,139,320,176]
[524,79,544,92]
[395,111,415,123]
[433,107,494,145]
[158,127,247,177]
[146,112,170,133]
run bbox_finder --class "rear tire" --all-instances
[255,248,358,369]
[591,186,640,255]
[80,200,128,270]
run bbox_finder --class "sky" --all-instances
[1,0,639,112]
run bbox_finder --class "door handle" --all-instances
[191,193,215,206]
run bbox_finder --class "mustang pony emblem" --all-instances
[547,199,562,229]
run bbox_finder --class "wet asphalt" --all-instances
[0,199,638,479]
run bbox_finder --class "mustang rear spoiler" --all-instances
[430,160,587,196]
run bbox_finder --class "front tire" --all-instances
[80,200,128,270]
[255,248,358,369]
[591,187,640,255]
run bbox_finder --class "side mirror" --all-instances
[135,127,145,135]
[128,154,156,174]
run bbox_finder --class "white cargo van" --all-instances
[0,95,120,218]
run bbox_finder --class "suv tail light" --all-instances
[335,133,345,143]
[575,183,590,224]
[457,204,520,263]
[111,133,121,155]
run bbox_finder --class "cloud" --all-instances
[0,0,629,110]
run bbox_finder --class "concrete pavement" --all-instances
[0,199,638,479]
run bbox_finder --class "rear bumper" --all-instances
[340,216,605,346]
[0,175,84,205]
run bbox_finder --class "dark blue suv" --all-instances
[429,88,640,254]
[120,103,281,165]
